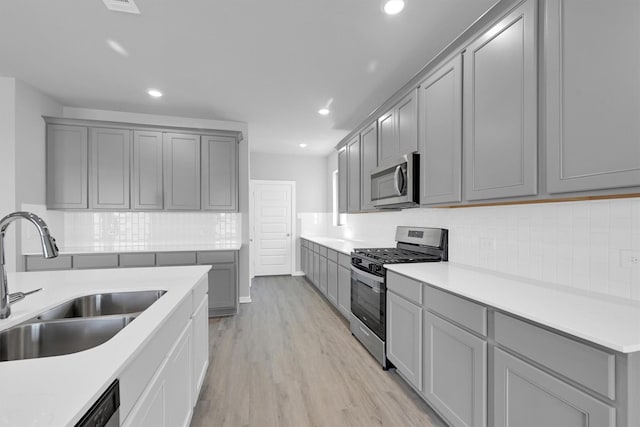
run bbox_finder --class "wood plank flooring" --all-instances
[191,275,447,427]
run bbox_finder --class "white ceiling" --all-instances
[0,0,496,155]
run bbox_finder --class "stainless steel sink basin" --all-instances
[33,290,166,321]
[0,316,136,362]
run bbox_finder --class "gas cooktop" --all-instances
[352,247,443,264]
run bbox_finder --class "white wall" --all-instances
[327,198,640,301]
[0,77,17,272]
[62,107,252,302]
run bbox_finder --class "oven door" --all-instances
[350,265,386,340]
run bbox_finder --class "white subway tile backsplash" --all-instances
[322,197,640,301]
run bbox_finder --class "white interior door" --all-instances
[253,182,293,276]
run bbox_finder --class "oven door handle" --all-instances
[351,265,384,293]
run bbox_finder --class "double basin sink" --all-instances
[0,290,166,362]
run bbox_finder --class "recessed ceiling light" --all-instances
[106,39,128,56]
[299,143,308,148]
[147,89,163,98]
[318,108,330,116]
[384,0,405,15]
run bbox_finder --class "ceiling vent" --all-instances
[102,0,140,14]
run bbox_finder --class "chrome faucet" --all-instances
[0,212,58,319]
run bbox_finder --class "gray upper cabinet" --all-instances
[378,90,419,165]
[201,135,238,211]
[423,311,486,427]
[463,0,537,201]
[360,122,378,211]
[132,130,163,210]
[545,0,640,193]
[46,124,88,209]
[163,133,201,210]
[387,290,422,391]
[494,348,615,427]
[347,135,361,213]
[90,127,130,210]
[338,148,348,214]
[419,54,462,205]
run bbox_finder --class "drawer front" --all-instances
[25,255,72,271]
[73,254,119,269]
[120,253,156,267]
[196,251,236,264]
[313,243,319,253]
[300,239,306,248]
[156,251,197,266]
[319,245,328,258]
[338,253,351,268]
[424,285,487,337]
[387,270,422,305]
[327,249,338,263]
[494,312,616,399]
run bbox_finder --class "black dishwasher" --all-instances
[75,379,120,427]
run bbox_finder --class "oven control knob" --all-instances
[352,257,361,265]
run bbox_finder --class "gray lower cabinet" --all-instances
[419,54,462,205]
[46,124,89,209]
[25,255,73,271]
[201,135,238,211]
[319,255,328,295]
[338,148,348,214]
[90,127,130,209]
[360,122,378,211]
[545,0,640,193]
[163,133,201,210]
[205,262,238,317]
[423,311,486,427]
[327,260,338,306]
[312,251,320,287]
[132,131,163,210]
[387,290,422,391]
[73,254,119,269]
[337,264,351,319]
[494,348,615,427]
[347,135,361,213]
[463,0,537,201]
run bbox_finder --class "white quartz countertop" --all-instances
[386,262,640,353]
[23,241,242,255]
[300,236,395,255]
[0,266,211,427]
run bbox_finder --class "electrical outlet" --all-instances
[621,250,640,268]
[479,237,496,250]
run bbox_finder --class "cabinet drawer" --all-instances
[494,312,616,399]
[120,253,156,267]
[196,251,235,264]
[319,246,328,258]
[424,286,487,337]
[301,239,307,248]
[73,254,119,269]
[25,255,72,271]
[156,252,196,266]
[312,243,319,253]
[327,249,338,263]
[387,270,422,305]
[338,253,351,268]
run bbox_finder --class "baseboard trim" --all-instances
[239,296,252,304]
[292,271,304,276]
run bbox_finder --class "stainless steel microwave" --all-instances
[370,153,419,208]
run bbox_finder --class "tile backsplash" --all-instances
[321,198,640,301]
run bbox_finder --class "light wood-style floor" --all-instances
[191,275,446,427]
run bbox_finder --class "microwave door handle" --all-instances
[393,165,404,196]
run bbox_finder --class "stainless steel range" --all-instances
[350,226,448,368]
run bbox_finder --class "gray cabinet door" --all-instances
[201,135,238,211]
[132,130,163,210]
[312,251,320,287]
[338,148,348,214]
[419,55,462,205]
[396,89,418,156]
[360,122,378,211]
[463,0,537,201]
[387,291,422,391]
[545,0,640,193]
[90,127,130,209]
[208,262,238,315]
[494,348,615,427]
[163,133,201,210]
[46,124,88,209]
[378,109,396,164]
[423,311,486,427]
[347,135,361,213]
[327,260,338,306]
[319,255,328,295]
[337,265,351,319]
